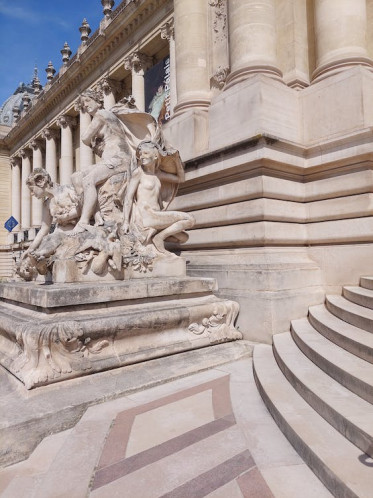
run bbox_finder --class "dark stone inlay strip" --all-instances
[237,467,274,498]
[159,450,255,498]
[92,413,236,490]
[96,374,231,471]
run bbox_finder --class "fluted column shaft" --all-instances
[10,157,21,228]
[173,0,210,113]
[42,128,59,183]
[30,140,44,226]
[226,0,282,87]
[125,53,152,112]
[161,19,177,117]
[57,115,76,185]
[313,0,373,81]
[20,149,32,229]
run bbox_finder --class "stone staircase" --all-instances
[253,276,373,498]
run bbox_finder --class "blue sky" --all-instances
[0,0,105,106]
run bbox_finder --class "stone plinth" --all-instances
[0,277,241,389]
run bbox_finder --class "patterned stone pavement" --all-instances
[0,358,332,498]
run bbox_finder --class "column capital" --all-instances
[161,18,174,42]
[30,139,44,151]
[42,128,60,141]
[96,77,123,97]
[19,148,32,160]
[10,155,21,168]
[57,115,77,129]
[124,52,153,74]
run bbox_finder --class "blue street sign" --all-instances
[4,216,18,232]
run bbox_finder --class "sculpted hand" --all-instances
[122,221,130,233]
[21,249,30,260]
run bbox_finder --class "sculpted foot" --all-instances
[69,222,89,236]
[152,234,166,254]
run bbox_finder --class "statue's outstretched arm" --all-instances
[22,202,52,259]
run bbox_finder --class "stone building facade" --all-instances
[1,0,373,342]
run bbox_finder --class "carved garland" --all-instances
[189,301,241,344]
[12,321,109,389]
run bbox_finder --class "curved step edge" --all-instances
[273,329,373,457]
[253,344,372,498]
[326,295,373,334]
[309,305,373,364]
[291,319,373,405]
[343,286,373,311]
[360,277,373,290]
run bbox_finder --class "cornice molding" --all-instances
[6,0,172,153]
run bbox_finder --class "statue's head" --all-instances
[26,168,53,191]
[136,140,162,169]
[79,89,104,113]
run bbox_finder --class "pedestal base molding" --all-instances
[0,277,241,389]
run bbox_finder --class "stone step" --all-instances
[360,276,373,290]
[308,304,373,363]
[291,318,373,404]
[273,330,373,457]
[253,344,373,498]
[326,294,373,333]
[0,429,73,497]
[343,285,373,310]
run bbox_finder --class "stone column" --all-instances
[225,0,282,88]
[10,156,21,228]
[30,139,44,226]
[313,0,373,81]
[97,77,122,110]
[42,128,59,183]
[124,52,153,112]
[57,115,76,185]
[161,18,177,116]
[173,0,211,114]
[20,148,32,229]
[74,101,93,171]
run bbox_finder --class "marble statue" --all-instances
[123,140,194,255]
[5,96,241,391]
[18,95,195,282]
[18,168,81,280]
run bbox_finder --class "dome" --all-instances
[0,82,37,127]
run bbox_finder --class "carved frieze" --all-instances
[209,0,227,44]
[189,301,241,344]
[12,320,109,389]
[210,66,229,90]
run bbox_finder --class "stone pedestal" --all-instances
[0,277,241,389]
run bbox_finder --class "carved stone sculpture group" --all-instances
[18,92,194,282]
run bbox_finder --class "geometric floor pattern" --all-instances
[91,375,273,497]
[0,358,332,498]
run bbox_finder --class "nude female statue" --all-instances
[71,90,134,233]
[122,140,194,255]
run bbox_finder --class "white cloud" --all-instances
[0,2,40,23]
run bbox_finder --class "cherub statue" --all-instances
[122,140,194,255]
[21,168,81,263]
